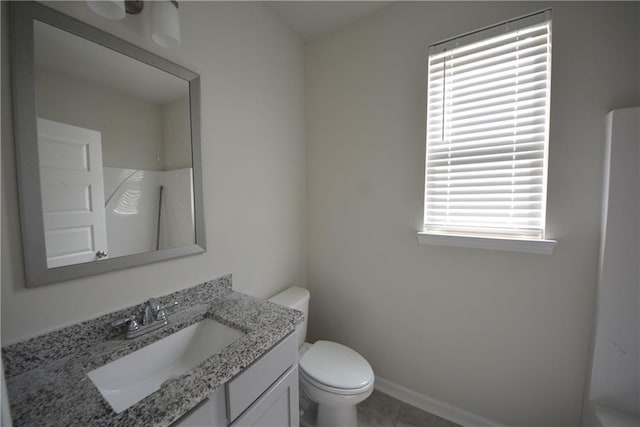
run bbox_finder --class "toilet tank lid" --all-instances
[268,286,309,309]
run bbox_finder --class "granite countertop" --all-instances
[2,275,303,426]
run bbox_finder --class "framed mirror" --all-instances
[10,2,206,287]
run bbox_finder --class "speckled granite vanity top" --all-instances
[2,275,303,426]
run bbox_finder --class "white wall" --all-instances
[0,4,10,425]
[35,68,166,171]
[37,68,193,171]
[305,2,640,426]
[163,96,192,170]
[1,1,306,343]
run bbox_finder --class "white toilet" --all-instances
[269,287,374,427]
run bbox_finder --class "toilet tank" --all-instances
[268,286,309,348]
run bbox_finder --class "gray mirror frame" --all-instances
[10,1,206,287]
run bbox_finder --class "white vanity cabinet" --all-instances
[173,332,299,427]
[230,365,299,427]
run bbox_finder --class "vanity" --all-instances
[1,275,303,426]
[176,328,298,427]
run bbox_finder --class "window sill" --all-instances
[416,232,556,255]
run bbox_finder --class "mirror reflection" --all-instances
[33,20,195,268]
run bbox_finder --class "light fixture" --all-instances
[151,1,181,48]
[124,1,144,15]
[87,0,126,20]
[86,0,180,48]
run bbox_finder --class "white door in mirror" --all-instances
[37,118,108,267]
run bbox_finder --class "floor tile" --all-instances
[395,403,462,427]
[357,390,402,427]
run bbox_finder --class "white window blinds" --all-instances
[424,11,552,239]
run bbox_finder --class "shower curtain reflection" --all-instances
[104,167,194,259]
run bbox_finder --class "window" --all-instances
[420,11,555,254]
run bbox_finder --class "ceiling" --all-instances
[266,1,393,41]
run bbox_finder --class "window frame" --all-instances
[418,10,556,254]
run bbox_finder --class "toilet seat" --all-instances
[300,368,373,396]
[299,340,374,395]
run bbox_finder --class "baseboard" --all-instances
[374,376,504,427]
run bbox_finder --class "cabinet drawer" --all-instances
[226,332,297,422]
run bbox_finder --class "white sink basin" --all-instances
[88,319,245,413]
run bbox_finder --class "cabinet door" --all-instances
[230,366,299,427]
[172,388,227,427]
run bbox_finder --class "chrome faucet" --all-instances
[113,299,178,339]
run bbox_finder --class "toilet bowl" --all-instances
[269,287,375,427]
[299,340,374,426]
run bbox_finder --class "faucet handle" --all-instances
[154,301,178,322]
[112,315,140,333]
[160,301,178,310]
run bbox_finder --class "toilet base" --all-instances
[300,375,373,427]
[299,387,318,427]
[317,403,357,427]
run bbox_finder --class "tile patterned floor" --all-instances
[356,390,462,427]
